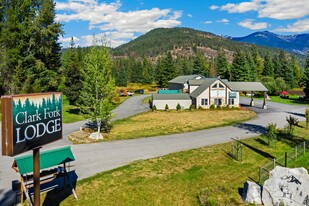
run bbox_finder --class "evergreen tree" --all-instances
[62,37,83,105]
[246,52,257,81]
[0,0,63,94]
[79,45,116,124]
[214,51,229,79]
[142,58,154,84]
[192,52,209,77]
[263,52,274,77]
[277,51,294,88]
[156,52,176,88]
[251,46,264,78]
[230,50,248,81]
[291,56,301,86]
[302,51,309,92]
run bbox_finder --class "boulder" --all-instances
[262,166,309,206]
[242,181,262,205]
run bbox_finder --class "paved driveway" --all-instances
[0,97,307,204]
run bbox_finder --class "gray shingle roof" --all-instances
[225,82,268,92]
[189,78,228,86]
[190,79,217,98]
[152,93,191,100]
[168,75,202,84]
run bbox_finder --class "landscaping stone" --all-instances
[242,181,262,205]
[89,132,103,140]
[262,166,309,206]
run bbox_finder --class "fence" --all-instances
[259,141,309,184]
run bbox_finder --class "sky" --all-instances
[55,0,309,48]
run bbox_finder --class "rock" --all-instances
[89,132,103,140]
[262,166,309,206]
[242,181,262,205]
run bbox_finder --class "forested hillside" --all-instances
[113,27,281,58]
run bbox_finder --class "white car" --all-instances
[128,91,134,96]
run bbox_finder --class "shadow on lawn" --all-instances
[66,108,80,114]
[233,123,266,135]
[42,171,78,206]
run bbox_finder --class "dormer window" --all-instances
[212,83,218,88]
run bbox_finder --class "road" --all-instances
[0,96,307,205]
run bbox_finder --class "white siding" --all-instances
[189,85,199,93]
[196,87,210,109]
[152,100,191,110]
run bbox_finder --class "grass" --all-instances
[248,93,309,105]
[69,108,256,143]
[42,122,309,206]
[142,96,152,104]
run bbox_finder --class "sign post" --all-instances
[1,92,63,205]
[33,147,40,206]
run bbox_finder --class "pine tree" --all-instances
[246,52,257,81]
[251,46,264,78]
[263,52,274,77]
[192,52,209,77]
[214,51,229,79]
[230,50,248,81]
[291,56,301,86]
[156,52,176,88]
[62,37,83,105]
[79,45,116,125]
[277,51,294,88]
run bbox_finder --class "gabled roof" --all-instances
[225,82,268,92]
[190,79,218,98]
[189,78,228,86]
[168,75,203,84]
[152,93,191,101]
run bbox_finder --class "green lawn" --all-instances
[69,109,256,143]
[250,94,309,105]
[42,122,309,206]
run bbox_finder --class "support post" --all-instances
[250,91,254,106]
[33,148,40,206]
[262,92,267,109]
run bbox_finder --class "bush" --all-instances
[152,105,157,111]
[165,104,169,111]
[209,104,215,110]
[189,104,195,110]
[176,103,181,110]
[266,123,278,147]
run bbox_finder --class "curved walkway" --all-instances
[0,97,307,204]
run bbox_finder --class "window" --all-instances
[201,98,208,106]
[228,98,235,105]
[219,83,224,88]
[212,83,218,88]
[214,98,222,105]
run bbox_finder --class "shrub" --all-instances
[266,123,278,147]
[152,105,157,111]
[189,104,195,110]
[209,104,215,110]
[176,103,181,110]
[165,104,169,111]
[286,115,299,137]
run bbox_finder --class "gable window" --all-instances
[219,83,224,88]
[214,98,222,105]
[201,98,208,106]
[212,83,218,88]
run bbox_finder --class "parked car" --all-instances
[128,91,134,96]
[134,89,144,94]
[118,89,128,96]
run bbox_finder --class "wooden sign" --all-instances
[2,93,63,156]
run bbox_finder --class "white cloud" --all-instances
[217,18,229,24]
[258,0,309,20]
[220,0,260,13]
[218,0,309,20]
[55,0,182,47]
[58,36,80,47]
[238,19,268,30]
[209,5,219,10]
[204,21,213,24]
[273,19,309,32]
[187,14,192,18]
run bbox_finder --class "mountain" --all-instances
[112,27,281,59]
[232,31,309,55]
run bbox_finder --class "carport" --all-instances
[226,82,268,109]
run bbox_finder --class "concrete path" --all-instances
[0,97,307,205]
